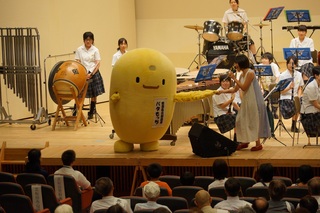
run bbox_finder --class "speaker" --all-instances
[188,123,238,158]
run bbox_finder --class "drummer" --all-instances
[222,0,257,57]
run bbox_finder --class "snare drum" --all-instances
[227,21,244,41]
[203,20,222,42]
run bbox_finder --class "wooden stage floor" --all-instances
[1,101,320,170]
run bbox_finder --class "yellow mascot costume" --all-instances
[110,48,215,152]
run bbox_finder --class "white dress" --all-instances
[236,70,271,142]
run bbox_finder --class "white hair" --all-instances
[54,204,73,213]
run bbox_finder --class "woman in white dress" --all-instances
[217,54,271,151]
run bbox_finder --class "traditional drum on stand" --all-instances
[50,60,87,101]
[227,21,244,41]
[202,20,222,42]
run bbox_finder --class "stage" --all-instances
[1,101,320,195]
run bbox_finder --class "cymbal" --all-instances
[184,25,204,30]
[253,23,269,27]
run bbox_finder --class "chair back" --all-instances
[48,174,93,213]
[157,196,189,212]
[159,175,181,189]
[0,171,16,183]
[284,186,309,199]
[94,209,108,213]
[16,173,47,190]
[121,196,148,211]
[133,209,154,213]
[0,194,49,213]
[0,182,24,195]
[134,186,169,197]
[273,176,293,187]
[245,187,270,200]
[172,186,203,206]
[194,176,214,190]
[25,184,70,213]
[282,197,300,208]
[208,186,227,199]
[234,176,257,195]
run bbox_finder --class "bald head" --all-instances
[195,190,211,207]
[308,177,320,196]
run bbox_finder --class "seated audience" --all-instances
[252,197,269,213]
[25,148,49,179]
[208,159,229,190]
[308,177,320,209]
[134,182,172,212]
[214,177,251,212]
[90,177,132,213]
[267,179,295,213]
[299,195,318,213]
[294,165,314,186]
[107,204,127,213]
[54,204,73,213]
[54,149,91,190]
[253,163,274,187]
[194,189,229,213]
[180,171,195,186]
[238,205,255,213]
[140,163,172,196]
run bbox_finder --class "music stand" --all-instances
[283,47,312,61]
[194,63,217,83]
[263,6,284,66]
[285,10,311,24]
[264,78,293,146]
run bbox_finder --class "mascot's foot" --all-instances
[140,141,159,152]
[114,140,134,153]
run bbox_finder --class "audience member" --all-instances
[25,148,49,179]
[90,177,132,213]
[252,197,269,213]
[214,177,251,212]
[194,190,229,213]
[253,163,274,187]
[299,195,318,213]
[238,205,255,213]
[106,204,127,213]
[208,159,228,190]
[140,163,172,196]
[54,149,91,190]
[180,171,195,186]
[308,177,320,208]
[134,182,172,212]
[54,204,73,213]
[294,207,311,213]
[267,179,295,213]
[295,165,314,186]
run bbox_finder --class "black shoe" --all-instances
[88,112,93,119]
[291,126,300,133]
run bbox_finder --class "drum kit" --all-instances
[186,20,269,69]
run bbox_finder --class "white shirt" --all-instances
[279,69,304,100]
[75,44,101,73]
[54,166,91,189]
[212,86,232,117]
[214,196,252,212]
[301,79,320,114]
[289,37,314,66]
[90,196,133,213]
[134,201,172,213]
[208,178,228,191]
[222,8,248,24]
[112,50,127,67]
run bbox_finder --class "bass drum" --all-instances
[49,60,87,104]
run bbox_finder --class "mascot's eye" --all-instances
[136,77,140,83]
[162,79,165,85]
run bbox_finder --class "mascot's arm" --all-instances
[110,92,120,102]
[174,89,217,102]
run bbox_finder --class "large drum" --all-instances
[227,21,244,41]
[49,60,87,104]
[202,20,222,42]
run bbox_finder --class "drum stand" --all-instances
[87,106,105,127]
[52,83,88,131]
[188,30,206,70]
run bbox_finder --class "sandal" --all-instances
[250,145,263,151]
[237,143,249,150]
